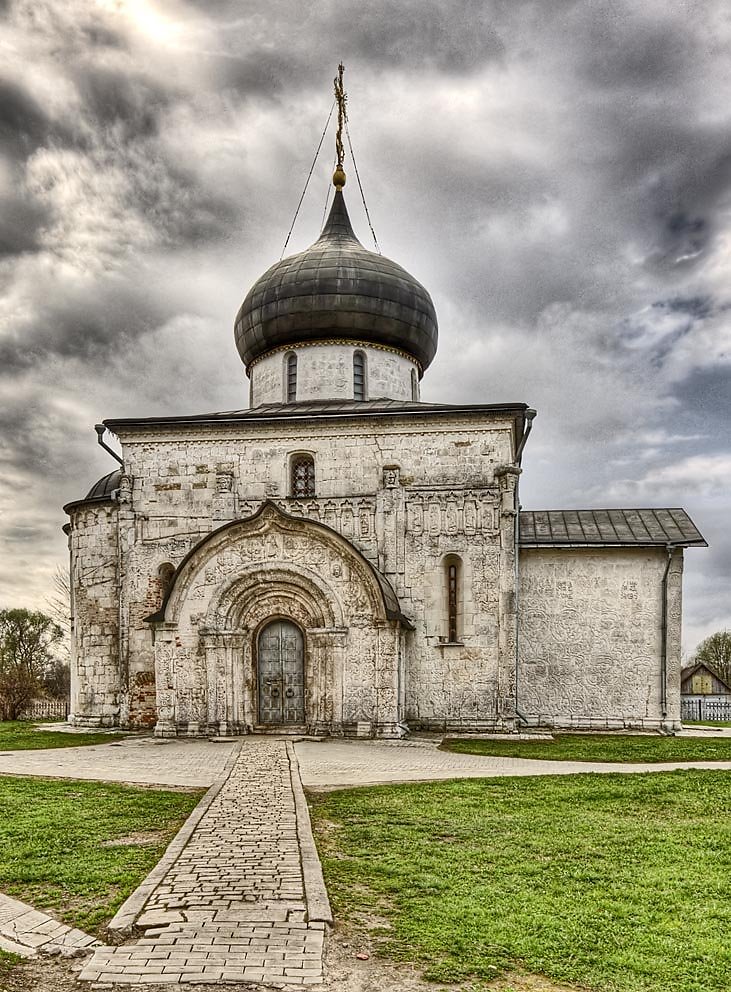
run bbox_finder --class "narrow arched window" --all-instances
[411,368,418,402]
[286,352,297,403]
[353,351,366,400]
[158,562,175,605]
[444,554,462,642]
[291,454,315,498]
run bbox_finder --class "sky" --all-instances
[0,0,729,656]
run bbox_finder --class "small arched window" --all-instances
[444,554,463,643]
[285,352,297,403]
[291,454,315,498]
[353,351,366,400]
[411,368,418,402]
[158,562,175,604]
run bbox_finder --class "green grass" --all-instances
[0,776,201,933]
[684,720,731,728]
[442,732,731,763]
[311,771,731,992]
[0,721,127,751]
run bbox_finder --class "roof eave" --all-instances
[63,494,117,516]
[103,402,530,433]
[519,540,708,550]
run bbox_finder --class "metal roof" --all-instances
[63,469,122,514]
[519,508,706,548]
[104,398,529,431]
[234,190,439,370]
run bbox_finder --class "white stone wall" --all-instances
[249,343,420,405]
[101,410,519,733]
[68,502,121,727]
[151,503,403,737]
[517,548,684,729]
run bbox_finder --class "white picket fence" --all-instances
[21,698,69,721]
[681,697,731,723]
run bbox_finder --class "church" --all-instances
[63,101,706,738]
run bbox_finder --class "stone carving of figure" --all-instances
[383,466,400,488]
[216,472,234,494]
[117,474,133,504]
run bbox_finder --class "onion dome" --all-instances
[234,190,438,370]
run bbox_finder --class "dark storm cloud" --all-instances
[0,192,50,255]
[0,77,59,155]
[205,0,510,95]
[73,65,175,140]
[673,366,731,426]
[0,280,167,374]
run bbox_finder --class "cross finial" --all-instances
[333,62,347,190]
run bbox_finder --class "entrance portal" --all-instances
[257,620,305,725]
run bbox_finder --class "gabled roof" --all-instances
[519,508,706,548]
[680,662,731,692]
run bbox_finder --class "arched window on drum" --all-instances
[353,350,366,400]
[285,352,298,403]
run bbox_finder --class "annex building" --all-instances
[63,159,706,737]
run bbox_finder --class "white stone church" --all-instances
[64,172,705,737]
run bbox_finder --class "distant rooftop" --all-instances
[519,508,706,548]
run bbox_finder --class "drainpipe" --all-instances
[94,424,124,466]
[513,410,536,729]
[660,544,676,726]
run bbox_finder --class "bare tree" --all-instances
[693,630,731,686]
[45,565,71,662]
[0,609,63,720]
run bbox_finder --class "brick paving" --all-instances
[0,892,100,958]
[79,739,326,986]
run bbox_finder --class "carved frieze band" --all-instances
[406,490,499,536]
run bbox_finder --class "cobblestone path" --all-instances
[80,740,326,986]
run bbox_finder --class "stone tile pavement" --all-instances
[0,892,100,958]
[294,736,731,788]
[78,739,329,986]
[0,737,237,788]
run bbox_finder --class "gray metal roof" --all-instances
[63,469,122,515]
[234,190,438,370]
[519,508,706,547]
[104,398,529,430]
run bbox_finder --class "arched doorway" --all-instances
[257,620,305,725]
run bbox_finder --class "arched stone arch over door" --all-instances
[257,620,305,726]
[145,501,411,739]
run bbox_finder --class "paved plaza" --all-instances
[294,735,731,787]
[0,736,237,787]
[1,732,731,987]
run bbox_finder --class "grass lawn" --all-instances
[0,776,201,934]
[311,770,731,992]
[0,721,127,751]
[684,721,731,728]
[442,732,731,763]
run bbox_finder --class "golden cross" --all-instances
[333,62,347,189]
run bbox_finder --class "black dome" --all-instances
[85,469,122,500]
[234,191,438,370]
